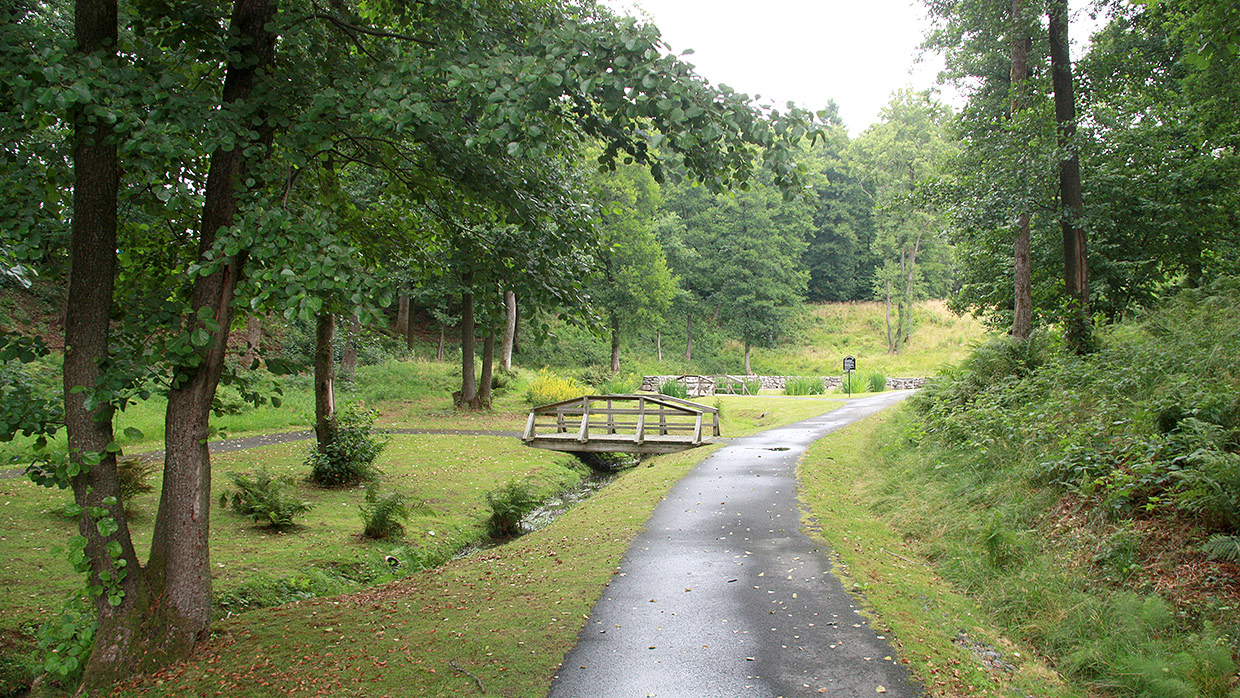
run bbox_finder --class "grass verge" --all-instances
[798,407,1080,698]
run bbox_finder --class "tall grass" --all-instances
[784,376,825,395]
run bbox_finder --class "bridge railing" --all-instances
[522,394,720,451]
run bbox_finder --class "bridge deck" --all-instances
[522,394,720,455]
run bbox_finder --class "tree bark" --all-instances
[500,290,516,371]
[457,285,478,408]
[395,293,410,338]
[656,329,662,363]
[242,315,262,368]
[610,314,621,373]
[884,269,895,354]
[314,312,337,449]
[148,0,277,665]
[405,307,417,351]
[684,314,693,361]
[65,1,163,689]
[340,314,359,381]
[743,340,753,375]
[477,333,495,409]
[436,323,446,362]
[900,235,922,349]
[1010,0,1034,341]
[1049,0,1091,352]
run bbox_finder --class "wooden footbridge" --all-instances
[522,394,720,454]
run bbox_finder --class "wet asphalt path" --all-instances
[547,391,921,698]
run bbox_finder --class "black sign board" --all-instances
[843,355,856,372]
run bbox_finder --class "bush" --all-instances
[116,456,157,513]
[864,369,886,393]
[784,376,825,395]
[485,478,542,538]
[596,373,640,395]
[219,468,312,529]
[305,403,389,487]
[657,378,689,399]
[525,368,586,405]
[359,484,422,540]
[36,593,95,684]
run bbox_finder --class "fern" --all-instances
[1201,534,1240,562]
[359,484,426,540]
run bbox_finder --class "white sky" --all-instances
[608,0,1107,134]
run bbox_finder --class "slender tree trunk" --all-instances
[901,236,922,349]
[458,286,478,408]
[437,323,446,362]
[884,268,895,354]
[65,1,162,688]
[395,293,410,338]
[684,314,693,361]
[1010,0,1034,340]
[340,314,359,381]
[512,306,520,355]
[314,312,337,449]
[656,329,662,363]
[405,308,417,351]
[478,333,495,409]
[1049,0,1090,352]
[242,315,261,368]
[610,314,621,373]
[743,340,753,375]
[148,0,277,663]
[501,290,516,371]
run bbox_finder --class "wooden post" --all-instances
[556,408,565,433]
[635,396,646,444]
[607,398,615,434]
[693,413,703,444]
[659,403,667,436]
[577,398,590,443]
[522,410,537,442]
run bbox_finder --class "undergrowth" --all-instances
[903,277,1240,697]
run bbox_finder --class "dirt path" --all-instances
[547,391,921,698]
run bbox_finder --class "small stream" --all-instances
[519,469,620,533]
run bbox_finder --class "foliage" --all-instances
[784,376,825,395]
[525,369,587,406]
[115,456,156,511]
[485,478,543,538]
[358,484,424,541]
[35,593,95,684]
[219,469,312,530]
[657,379,688,399]
[595,373,640,395]
[305,404,389,488]
[862,369,887,393]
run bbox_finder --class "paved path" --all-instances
[547,391,921,698]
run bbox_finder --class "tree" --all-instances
[588,163,675,373]
[852,90,954,353]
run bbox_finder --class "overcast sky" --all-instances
[607,0,1106,134]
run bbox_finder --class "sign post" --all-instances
[843,355,856,395]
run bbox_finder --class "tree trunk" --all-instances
[743,340,753,375]
[242,315,261,368]
[901,236,922,349]
[457,286,478,408]
[340,314,359,381]
[437,323,446,362]
[884,269,894,354]
[1010,0,1034,341]
[477,333,495,409]
[684,314,693,361]
[405,308,417,351]
[656,329,662,363]
[65,1,163,689]
[1049,0,1091,352]
[610,314,621,373]
[314,312,337,449]
[148,0,277,668]
[395,293,410,338]
[501,290,516,371]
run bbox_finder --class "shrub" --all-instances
[359,484,422,540]
[525,368,586,405]
[485,478,542,538]
[36,594,94,684]
[785,376,825,395]
[305,403,389,487]
[596,373,640,395]
[864,369,886,393]
[116,456,157,512]
[219,468,312,529]
[658,379,688,399]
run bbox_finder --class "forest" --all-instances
[1,0,1238,694]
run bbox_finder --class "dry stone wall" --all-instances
[640,374,927,396]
